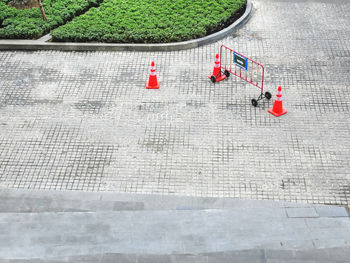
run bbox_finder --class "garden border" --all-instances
[0,0,252,51]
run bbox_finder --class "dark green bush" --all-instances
[0,0,103,39]
[51,0,246,43]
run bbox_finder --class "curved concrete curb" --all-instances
[0,0,252,52]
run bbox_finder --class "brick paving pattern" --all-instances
[0,0,349,206]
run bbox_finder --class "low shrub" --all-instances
[51,0,246,43]
[0,0,103,39]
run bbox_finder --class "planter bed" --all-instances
[50,0,246,43]
[0,0,103,39]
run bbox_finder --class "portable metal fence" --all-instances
[219,45,271,106]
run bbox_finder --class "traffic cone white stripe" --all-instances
[150,65,156,76]
[215,55,220,68]
[276,90,283,101]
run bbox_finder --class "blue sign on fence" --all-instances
[233,52,248,70]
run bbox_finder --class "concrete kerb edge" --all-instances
[0,0,252,52]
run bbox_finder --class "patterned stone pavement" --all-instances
[0,0,349,206]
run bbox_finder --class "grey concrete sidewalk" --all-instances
[2,209,350,257]
[0,0,350,207]
[0,189,349,262]
[2,188,349,213]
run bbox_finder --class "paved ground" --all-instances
[0,189,349,262]
[0,0,350,206]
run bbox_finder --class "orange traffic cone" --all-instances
[208,54,226,83]
[268,86,287,117]
[146,61,160,89]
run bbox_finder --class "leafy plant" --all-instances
[0,0,103,39]
[50,0,246,43]
[0,0,246,42]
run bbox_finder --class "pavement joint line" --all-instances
[345,206,350,217]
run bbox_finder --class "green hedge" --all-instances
[0,0,103,39]
[51,0,246,43]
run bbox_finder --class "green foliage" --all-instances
[0,0,103,39]
[51,0,246,43]
[0,0,246,42]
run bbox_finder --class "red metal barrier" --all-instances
[219,45,271,106]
